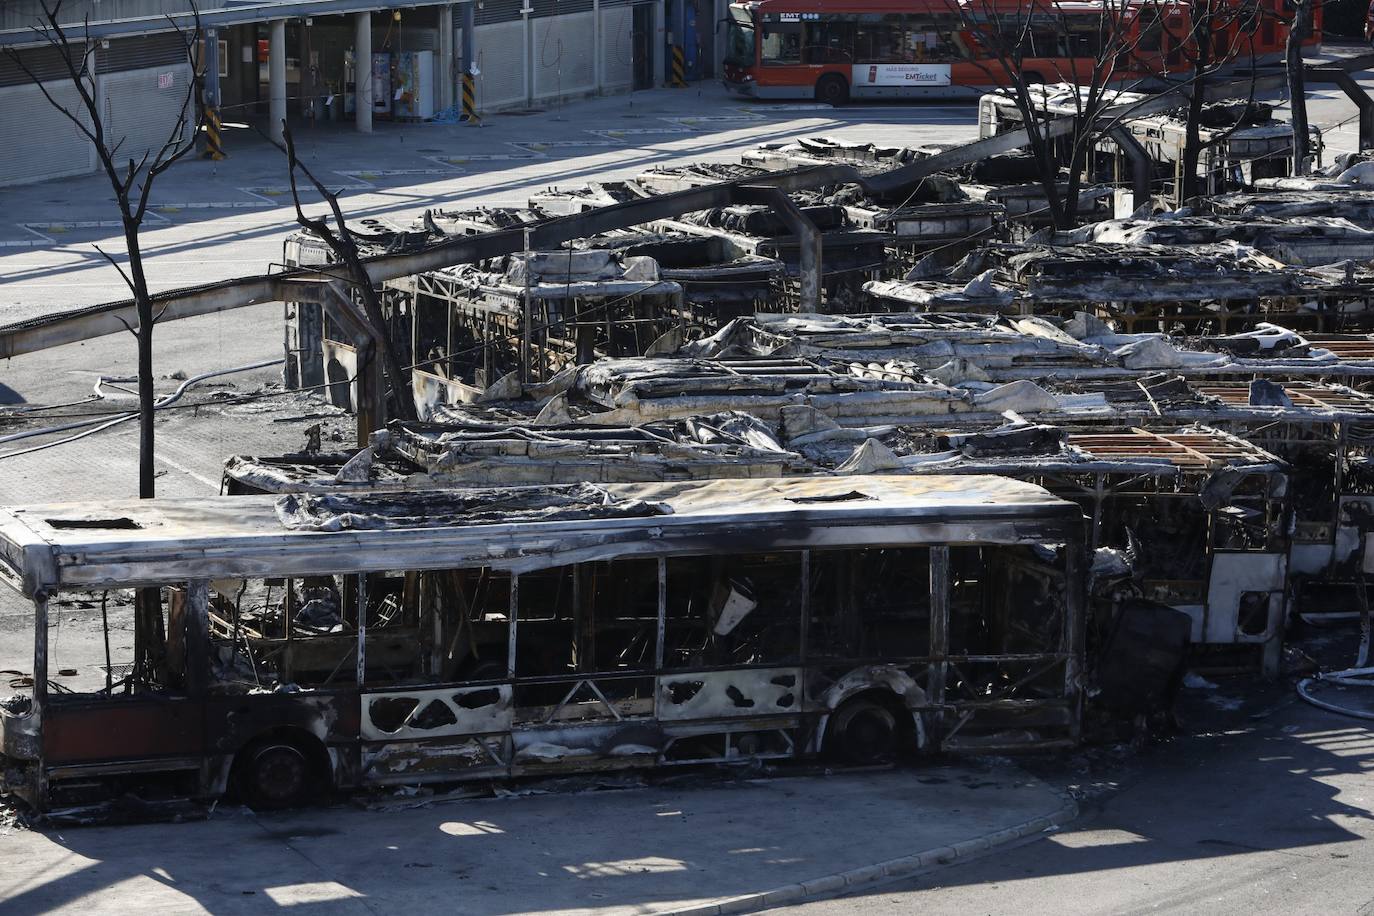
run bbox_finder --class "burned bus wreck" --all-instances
[976,88,1320,210]
[787,418,1290,671]
[400,250,684,410]
[742,135,1110,230]
[0,476,1084,812]
[872,242,1374,333]
[222,413,805,493]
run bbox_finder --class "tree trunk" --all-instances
[1180,7,1213,204]
[123,216,157,498]
[1181,82,1206,201]
[1287,0,1312,175]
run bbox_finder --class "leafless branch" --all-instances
[92,243,138,304]
[275,121,418,421]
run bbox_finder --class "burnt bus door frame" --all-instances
[39,583,210,794]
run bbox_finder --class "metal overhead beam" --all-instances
[1308,68,1374,151]
[736,185,824,311]
[0,165,856,359]
[1109,126,1153,213]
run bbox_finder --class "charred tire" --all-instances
[826,696,903,765]
[815,74,850,106]
[235,738,319,810]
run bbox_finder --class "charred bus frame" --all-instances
[0,475,1084,812]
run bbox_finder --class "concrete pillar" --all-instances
[654,0,667,87]
[438,4,456,112]
[268,18,287,144]
[355,11,373,133]
[714,0,726,76]
[203,27,220,107]
[674,0,686,81]
[592,0,602,94]
[523,7,534,107]
[461,0,475,76]
[460,2,478,120]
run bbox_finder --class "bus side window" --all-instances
[664,553,803,668]
[1137,11,1163,52]
[45,588,155,696]
[854,13,911,63]
[1165,16,1184,66]
[803,19,854,64]
[759,19,803,65]
[427,567,512,682]
[809,548,931,660]
[514,565,575,677]
[578,559,660,673]
[206,575,426,689]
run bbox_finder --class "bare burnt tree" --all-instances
[1287,0,1314,175]
[1150,0,1265,201]
[277,121,417,426]
[951,0,1148,228]
[5,0,205,499]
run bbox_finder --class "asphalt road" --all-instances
[771,678,1374,916]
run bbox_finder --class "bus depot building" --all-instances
[0,0,724,186]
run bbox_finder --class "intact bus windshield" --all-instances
[725,6,756,66]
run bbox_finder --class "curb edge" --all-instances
[657,797,1079,916]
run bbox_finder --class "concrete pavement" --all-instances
[769,680,1374,916]
[0,765,1073,916]
[0,84,980,323]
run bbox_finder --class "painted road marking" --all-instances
[739,103,832,111]
[511,139,624,151]
[593,127,697,137]
[0,224,59,248]
[666,115,765,125]
[241,184,370,203]
[427,152,544,165]
[153,201,275,212]
[334,168,465,181]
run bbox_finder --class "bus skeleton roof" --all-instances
[734,0,1162,12]
[0,475,1080,597]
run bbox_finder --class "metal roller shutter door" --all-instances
[0,82,96,185]
[533,11,595,101]
[600,5,634,90]
[98,64,191,170]
[474,19,527,109]
[97,34,189,73]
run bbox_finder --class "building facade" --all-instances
[0,0,719,186]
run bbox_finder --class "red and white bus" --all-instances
[722,0,1305,104]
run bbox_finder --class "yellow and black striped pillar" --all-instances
[462,72,480,124]
[671,45,686,88]
[202,106,226,160]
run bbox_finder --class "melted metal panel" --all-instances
[655,667,802,722]
[361,683,513,741]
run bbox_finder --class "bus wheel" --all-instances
[236,738,316,810]
[815,74,849,106]
[1023,71,1045,85]
[826,696,900,765]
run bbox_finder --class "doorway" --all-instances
[632,4,654,90]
